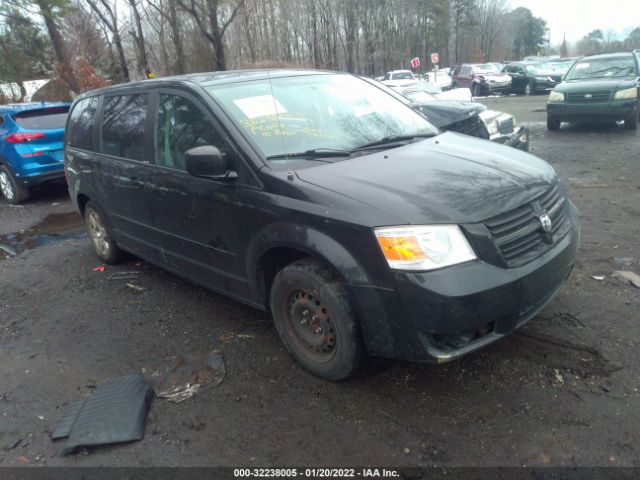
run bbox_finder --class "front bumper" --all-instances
[547,99,639,121]
[350,202,580,363]
[490,125,529,151]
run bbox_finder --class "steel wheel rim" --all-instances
[0,171,14,200]
[86,210,110,257]
[284,289,337,363]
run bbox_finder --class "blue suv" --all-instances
[0,102,70,203]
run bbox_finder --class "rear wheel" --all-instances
[84,201,124,264]
[270,258,366,380]
[0,165,29,204]
[624,109,638,130]
[547,116,561,131]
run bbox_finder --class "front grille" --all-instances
[498,116,514,134]
[567,91,610,102]
[447,115,489,139]
[483,184,569,266]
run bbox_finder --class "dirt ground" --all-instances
[0,95,639,468]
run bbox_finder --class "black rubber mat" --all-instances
[52,373,154,454]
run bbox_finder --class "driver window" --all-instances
[155,94,229,170]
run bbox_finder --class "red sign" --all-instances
[431,53,439,64]
[410,57,420,69]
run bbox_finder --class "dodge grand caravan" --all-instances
[64,70,580,380]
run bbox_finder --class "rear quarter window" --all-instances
[67,97,99,150]
[13,107,69,130]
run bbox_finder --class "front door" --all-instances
[145,90,247,297]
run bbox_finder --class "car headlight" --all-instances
[548,91,564,102]
[374,225,477,271]
[534,76,548,81]
[613,87,638,100]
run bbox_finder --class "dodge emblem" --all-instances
[538,211,552,232]
[584,93,593,99]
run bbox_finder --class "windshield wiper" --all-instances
[266,148,351,160]
[350,134,435,152]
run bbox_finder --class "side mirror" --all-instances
[185,145,237,180]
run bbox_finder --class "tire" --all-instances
[547,116,561,131]
[624,109,638,130]
[84,201,124,264]
[269,258,367,380]
[524,82,533,96]
[0,164,29,204]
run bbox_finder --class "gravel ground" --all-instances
[0,95,639,468]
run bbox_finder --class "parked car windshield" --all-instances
[474,64,500,74]
[391,71,414,80]
[565,57,637,80]
[526,63,557,75]
[206,74,438,159]
[400,89,437,103]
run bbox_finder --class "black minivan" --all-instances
[64,70,580,380]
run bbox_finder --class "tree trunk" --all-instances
[36,0,81,93]
[128,0,151,77]
[168,0,186,74]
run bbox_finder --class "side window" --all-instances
[155,94,231,171]
[101,94,148,161]
[67,97,98,150]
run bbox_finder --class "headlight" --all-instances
[478,110,500,135]
[613,87,638,100]
[374,225,477,271]
[548,91,564,102]
[534,77,548,81]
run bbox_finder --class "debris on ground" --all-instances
[126,283,145,292]
[51,373,154,455]
[108,271,140,281]
[155,349,226,404]
[612,271,640,289]
[554,369,565,385]
[591,275,605,281]
[219,333,255,343]
[0,243,17,257]
[92,266,107,272]
[0,423,21,451]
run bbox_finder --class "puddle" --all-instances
[0,212,85,260]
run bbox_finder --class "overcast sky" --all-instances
[510,0,639,45]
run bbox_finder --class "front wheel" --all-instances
[624,109,638,130]
[0,165,29,204]
[270,259,367,380]
[84,201,124,264]
[524,82,534,96]
[547,117,561,131]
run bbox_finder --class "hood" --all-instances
[412,100,486,128]
[555,78,638,92]
[479,73,511,82]
[295,132,556,225]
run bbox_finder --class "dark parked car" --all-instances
[546,51,640,130]
[366,80,529,151]
[503,62,564,95]
[451,63,512,96]
[65,70,579,380]
[0,102,70,203]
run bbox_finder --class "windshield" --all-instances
[525,63,557,75]
[206,74,437,159]
[548,62,572,75]
[391,71,414,80]
[401,90,436,103]
[565,57,637,80]
[474,64,500,74]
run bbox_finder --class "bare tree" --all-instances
[85,0,130,81]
